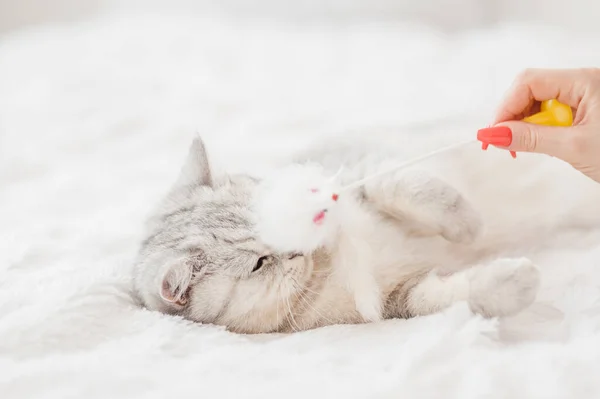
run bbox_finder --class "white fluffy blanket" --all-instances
[3,10,600,399]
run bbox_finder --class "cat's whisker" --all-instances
[281,297,295,333]
[286,299,300,332]
[290,277,334,325]
[306,269,333,278]
[275,289,281,331]
[277,280,293,332]
[293,280,324,296]
[289,278,312,310]
[283,283,301,332]
[289,285,307,314]
[279,285,292,332]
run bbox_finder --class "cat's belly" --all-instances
[294,245,446,330]
[344,216,448,293]
[292,205,466,330]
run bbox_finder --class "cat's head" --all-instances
[133,137,316,333]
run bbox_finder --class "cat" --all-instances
[132,136,541,333]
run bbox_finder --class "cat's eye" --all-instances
[253,256,269,272]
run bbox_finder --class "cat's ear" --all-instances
[159,260,194,306]
[175,135,213,188]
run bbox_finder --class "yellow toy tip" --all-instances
[523,99,573,127]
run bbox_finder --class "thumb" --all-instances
[480,121,573,158]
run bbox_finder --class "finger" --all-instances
[494,121,576,160]
[493,68,591,124]
[493,81,536,124]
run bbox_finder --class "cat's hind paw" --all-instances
[468,257,541,317]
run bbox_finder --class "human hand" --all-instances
[478,68,600,183]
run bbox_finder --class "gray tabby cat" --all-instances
[133,136,540,333]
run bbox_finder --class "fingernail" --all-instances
[331,193,339,201]
[510,151,517,159]
[481,125,491,150]
[477,126,513,147]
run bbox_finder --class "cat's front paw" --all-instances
[346,270,383,323]
[355,297,383,323]
[363,169,483,244]
[353,282,383,323]
[438,195,483,244]
[468,257,541,317]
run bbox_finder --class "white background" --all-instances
[3,1,600,398]
[2,0,600,34]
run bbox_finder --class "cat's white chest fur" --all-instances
[329,198,386,321]
[327,198,435,322]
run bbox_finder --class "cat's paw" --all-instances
[353,281,383,323]
[437,195,483,244]
[468,257,541,317]
[356,299,383,323]
[363,170,483,244]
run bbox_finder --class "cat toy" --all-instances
[523,99,573,126]
[254,99,573,253]
[253,163,344,253]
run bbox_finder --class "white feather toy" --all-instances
[254,163,342,254]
